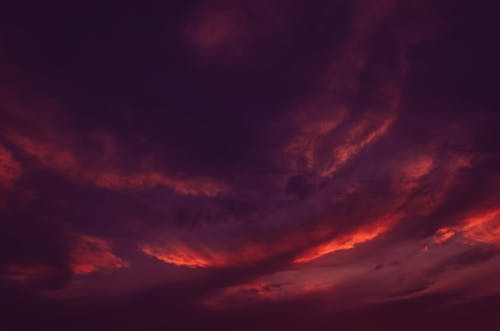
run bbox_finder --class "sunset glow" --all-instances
[1,1,499,330]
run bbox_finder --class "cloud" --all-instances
[5,131,226,196]
[294,212,402,263]
[434,207,500,246]
[0,227,128,289]
[319,110,398,177]
[279,0,426,183]
[0,93,227,197]
[1,1,500,329]
[204,231,500,309]
[139,234,294,268]
[70,233,129,275]
[140,242,229,268]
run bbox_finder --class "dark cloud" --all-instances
[0,208,71,290]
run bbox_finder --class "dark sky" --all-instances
[1,1,500,330]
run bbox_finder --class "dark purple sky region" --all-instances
[1,1,500,330]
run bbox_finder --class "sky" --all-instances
[1,1,500,330]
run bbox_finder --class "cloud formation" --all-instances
[1,0,499,330]
[70,233,129,275]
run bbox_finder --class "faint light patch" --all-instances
[187,8,245,49]
[184,0,293,62]
[285,109,347,172]
[204,267,344,308]
[400,154,434,188]
[202,261,385,310]
[94,171,226,197]
[1,264,54,283]
[0,144,22,186]
[321,111,397,178]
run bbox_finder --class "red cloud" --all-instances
[206,234,500,309]
[434,207,500,246]
[140,213,399,269]
[140,239,277,268]
[70,234,128,275]
[5,132,226,197]
[294,213,402,263]
[138,143,473,270]
[0,234,128,284]
[281,0,405,178]
[433,227,456,244]
[0,99,227,197]
[140,243,223,268]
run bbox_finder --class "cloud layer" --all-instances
[1,0,499,330]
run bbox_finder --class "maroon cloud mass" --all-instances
[1,0,500,330]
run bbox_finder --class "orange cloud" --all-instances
[140,213,401,269]
[433,227,456,244]
[0,144,22,186]
[140,242,223,268]
[139,148,458,269]
[460,208,500,245]
[294,213,402,264]
[140,240,272,268]
[434,207,500,246]
[70,234,128,275]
